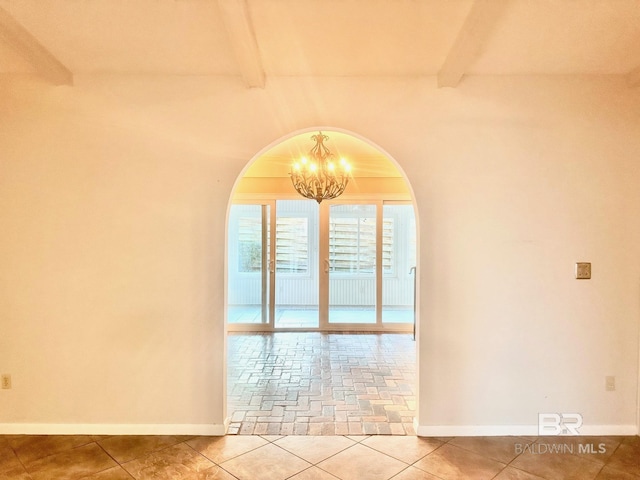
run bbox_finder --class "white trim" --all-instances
[637,293,640,436]
[636,288,640,436]
[0,423,228,436]
[416,424,639,437]
[576,425,639,436]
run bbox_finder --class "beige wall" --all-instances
[0,74,639,434]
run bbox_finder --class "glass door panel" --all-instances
[228,201,415,331]
[382,204,416,324]
[275,200,319,328]
[328,204,376,324]
[227,204,271,324]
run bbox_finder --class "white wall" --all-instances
[410,77,640,435]
[0,74,638,435]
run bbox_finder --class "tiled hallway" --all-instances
[1,433,639,479]
[227,333,416,435]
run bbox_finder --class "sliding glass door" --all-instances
[227,199,416,331]
[274,200,319,328]
[382,204,417,324]
[327,204,377,324]
[227,203,272,326]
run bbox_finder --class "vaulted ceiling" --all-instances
[1,0,639,88]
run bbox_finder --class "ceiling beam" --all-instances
[217,0,265,88]
[0,6,72,86]
[627,66,640,88]
[437,0,508,88]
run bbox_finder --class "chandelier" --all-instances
[290,131,351,203]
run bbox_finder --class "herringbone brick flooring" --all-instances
[227,333,416,435]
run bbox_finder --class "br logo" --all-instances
[538,413,583,435]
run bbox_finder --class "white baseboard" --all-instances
[576,425,639,436]
[0,423,228,436]
[415,424,639,437]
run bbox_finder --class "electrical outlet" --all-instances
[1,374,11,390]
[605,375,615,391]
[575,262,591,279]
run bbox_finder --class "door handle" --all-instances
[269,259,275,274]
[324,258,330,273]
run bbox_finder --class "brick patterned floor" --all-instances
[227,332,416,435]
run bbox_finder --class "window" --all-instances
[237,216,262,273]
[382,218,394,274]
[329,209,393,274]
[382,204,415,277]
[276,217,309,274]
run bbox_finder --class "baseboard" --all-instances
[0,423,228,436]
[576,425,640,436]
[415,424,639,437]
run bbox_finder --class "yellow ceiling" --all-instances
[243,131,404,179]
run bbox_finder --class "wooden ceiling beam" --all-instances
[0,6,72,86]
[217,0,265,88]
[437,0,508,88]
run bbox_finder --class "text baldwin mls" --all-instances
[515,442,607,455]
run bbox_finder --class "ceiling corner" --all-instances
[0,5,73,86]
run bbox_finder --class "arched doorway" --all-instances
[224,128,420,434]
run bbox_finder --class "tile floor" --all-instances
[227,333,416,435]
[1,433,639,479]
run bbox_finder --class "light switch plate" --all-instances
[575,262,591,279]
[605,376,615,391]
